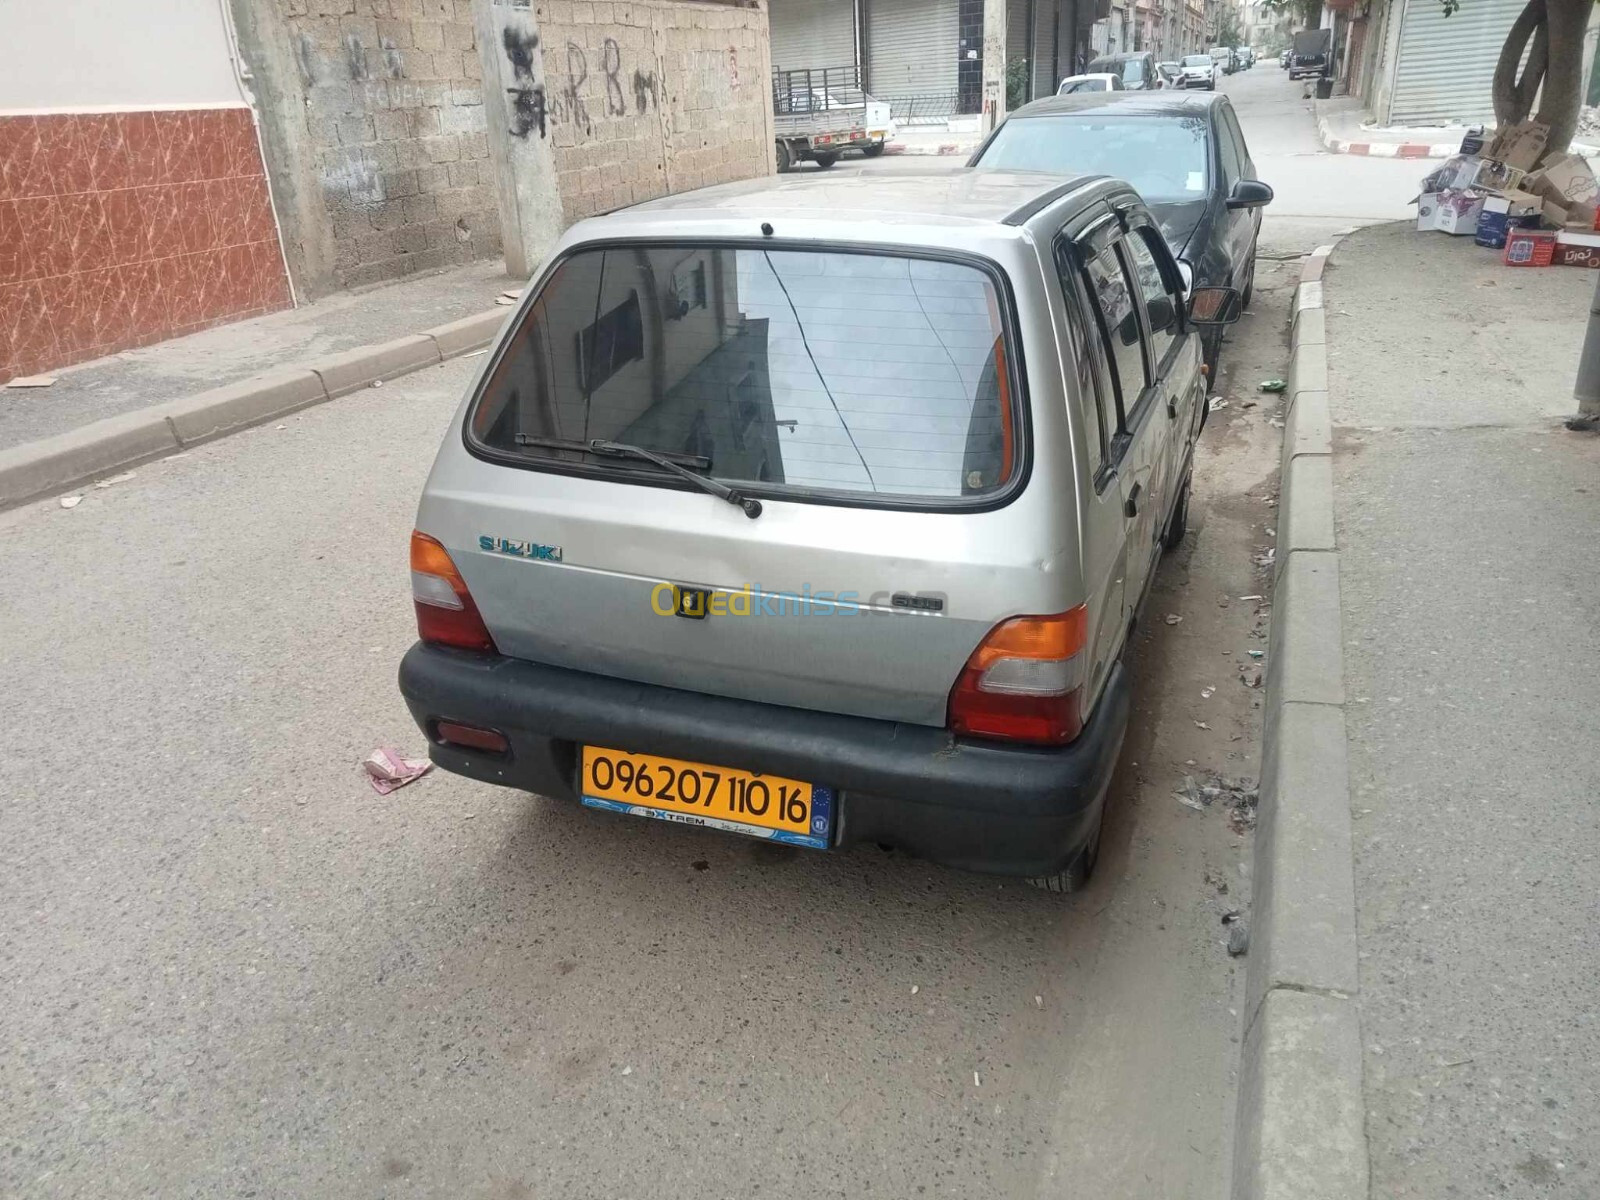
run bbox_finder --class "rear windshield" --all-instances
[974,114,1210,203]
[468,246,1021,503]
[1183,54,1210,65]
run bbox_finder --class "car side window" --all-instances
[1124,229,1178,370]
[1080,239,1149,424]
[1052,240,1109,478]
[1222,105,1252,176]
[1216,107,1242,189]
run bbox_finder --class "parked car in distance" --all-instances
[1280,48,1292,69]
[1178,53,1217,89]
[1289,29,1331,79]
[1157,60,1183,87]
[398,170,1242,893]
[967,90,1272,373]
[1209,46,1237,75]
[1058,73,1125,94]
[1085,51,1162,90]
[1235,46,1254,68]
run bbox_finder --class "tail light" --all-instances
[410,530,497,652]
[947,606,1089,745]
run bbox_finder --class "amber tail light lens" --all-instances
[410,531,497,652]
[947,607,1089,745]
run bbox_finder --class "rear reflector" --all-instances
[434,720,510,754]
[947,607,1089,745]
[410,530,497,652]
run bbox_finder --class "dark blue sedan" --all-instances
[967,91,1273,375]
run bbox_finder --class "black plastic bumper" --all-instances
[397,644,1131,878]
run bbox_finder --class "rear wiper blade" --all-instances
[514,435,762,519]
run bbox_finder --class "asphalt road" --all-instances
[0,69,1393,1200]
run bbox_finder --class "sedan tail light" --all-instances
[947,606,1089,745]
[410,531,497,652]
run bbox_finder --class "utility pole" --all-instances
[473,0,564,280]
[982,0,1008,132]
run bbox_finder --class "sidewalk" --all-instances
[1,260,512,450]
[1315,95,1600,161]
[1324,224,1600,1196]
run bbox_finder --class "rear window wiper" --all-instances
[514,435,763,519]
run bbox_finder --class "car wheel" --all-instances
[1162,469,1191,551]
[776,140,793,172]
[1241,250,1256,309]
[814,152,839,169]
[861,143,885,158]
[1026,812,1102,894]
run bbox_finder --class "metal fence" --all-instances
[884,92,961,124]
[772,65,866,115]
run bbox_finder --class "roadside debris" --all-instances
[1165,613,1183,625]
[1174,771,1259,831]
[1208,397,1228,412]
[6,374,56,388]
[363,746,433,794]
[1194,720,1210,730]
[1220,909,1241,924]
[1258,379,1286,393]
[1239,664,1263,688]
[94,472,136,489]
[59,495,82,509]
[1227,923,1250,956]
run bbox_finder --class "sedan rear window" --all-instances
[468,246,1021,503]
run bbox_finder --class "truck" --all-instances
[1288,29,1331,80]
[772,65,896,171]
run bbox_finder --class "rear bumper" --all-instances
[397,644,1131,878]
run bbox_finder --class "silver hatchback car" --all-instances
[399,170,1239,891]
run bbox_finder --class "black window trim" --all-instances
[1076,221,1159,441]
[460,236,1034,517]
[1120,220,1187,380]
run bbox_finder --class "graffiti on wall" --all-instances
[502,25,548,138]
[497,26,681,140]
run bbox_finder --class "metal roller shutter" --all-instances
[1007,0,1029,73]
[1031,0,1060,99]
[769,0,858,75]
[1387,0,1524,125]
[869,0,960,114]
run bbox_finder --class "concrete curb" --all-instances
[0,307,507,511]
[1315,110,1457,159]
[1232,239,1370,1200]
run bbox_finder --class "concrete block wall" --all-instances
[531,0,774,222]
[236,0,501,296]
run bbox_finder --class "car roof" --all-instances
[1088,51,1148,62]
[615,167,1106,228]
[1009,90,1221,120]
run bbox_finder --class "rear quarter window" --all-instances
[467,245,1025,505]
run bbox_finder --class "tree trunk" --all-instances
[1491,0,1546,127]
[1535,0,1589,155]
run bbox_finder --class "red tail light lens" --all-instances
[947,607,1089,745]
[410,531,497,652]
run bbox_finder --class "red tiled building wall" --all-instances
[0,107,291,384]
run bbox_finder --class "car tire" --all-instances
[1207,81,1215,90]
[1026,813,1102,894]
[1162,470,1191,551]
[1241,250,1256,309]
[861,143,885,158]
[776,140,793,173]
[814,152,839,168]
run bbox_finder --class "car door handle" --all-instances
[1124,482,1143,518]
[1166,395,1178,419]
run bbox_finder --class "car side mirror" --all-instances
[1147,294,1177,332]
[1227,179,1275,210]
[1188,285,1243,326]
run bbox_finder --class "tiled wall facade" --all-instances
[533,0,775,223]
[0,107,290,384]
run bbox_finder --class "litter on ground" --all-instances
[363,746,433,794]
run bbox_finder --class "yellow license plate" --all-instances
[580,746,834,849]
